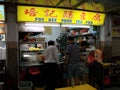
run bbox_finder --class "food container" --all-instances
[22,53,38,62]
[38,54,45,61]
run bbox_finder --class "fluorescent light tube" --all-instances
[25,23,90,28]
[0,22,4,23]
[25,22,60,27]
[23,54,31,57]
[26,26,45,32]
[62,24,90,28]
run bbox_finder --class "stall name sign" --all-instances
[17,6,105,26]
[0,5,5,21]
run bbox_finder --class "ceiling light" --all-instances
[25,22,60,27]
[62,24,90,28]
[26,26,45,32]
[0,22,4,24]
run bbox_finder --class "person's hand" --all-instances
[63,64,67,72]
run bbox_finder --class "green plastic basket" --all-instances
[18,81,32,90]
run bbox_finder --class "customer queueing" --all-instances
[64,36,83,86]
[79,41,90,84]
[44,40,60,90]
[87,49,103,90]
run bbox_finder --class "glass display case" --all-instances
[19,32,46,66]
[18,23,48,87]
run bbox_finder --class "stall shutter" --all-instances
[112,37,120,56]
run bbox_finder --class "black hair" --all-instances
[48,40,55,46]
[67,36,74,41]
[81,41,89,47]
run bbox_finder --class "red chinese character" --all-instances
[25,0,38,4]
[49,0,54,5]
[44,9,49,17]
[25,0,29,2]
[63,11,67,18]
[29,8,37,16]
[30,0,37,4]
[49,10,57,17]
[44,0,54,5]
[24,9,29,15]
[93,5,100,11]
[81,4,86,9]
[92,14,101,21]
[63,11,73,18]
[44,9,57,17]
[24,8,38,16]
[80,12,86,20]
[95,7,99,11]
[68,11,73,18]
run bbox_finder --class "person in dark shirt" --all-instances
[79,41,90,84]
[64,36,83,86]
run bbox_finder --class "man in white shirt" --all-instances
[44,41,59,64]
[44,40,60,90]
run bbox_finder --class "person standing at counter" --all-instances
[44,40,60,90]
[64,36,83,86]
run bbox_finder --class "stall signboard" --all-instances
[0,5,5,21]
[77,2,104,12]
[17,0,104,12]
[18,0,59,6]
[17,6,105,26]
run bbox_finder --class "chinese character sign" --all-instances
[17,6,105,26]
[24,8,38,16]
[63,11,73,18]
[18,0,59,6]
[44,9,57,17]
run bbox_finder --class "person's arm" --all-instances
[64,46,70,71]
[63,54,69,71]
[65,54,69,65]
[79,48,85,61]
[80,52,84,60]
[53,47,59,64]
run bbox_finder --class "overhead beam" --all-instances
[104,6,120,13]
[72,0,89,9]
[97,0,120,5]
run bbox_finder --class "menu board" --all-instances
[17,6,105,26]
[0,5,5,21]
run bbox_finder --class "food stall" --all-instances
[17,5,105,87]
